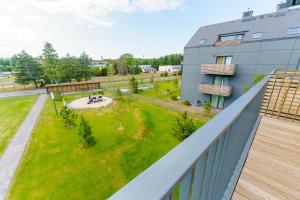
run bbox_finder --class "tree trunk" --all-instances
[33,80,38,88]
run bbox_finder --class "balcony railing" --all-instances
[214,40,241,47]
[109,74,269,200]
[199,84,232,97]
[201,64,236,75]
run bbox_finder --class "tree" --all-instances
[129,77,139,94]
[42,42,59,83]
[172,112,196,141]
[77,52,92,81]
[129,65,142,75]
[14,50,44,87]
[59,106,77,128]
[173,79,179,88]
[57,54,78,82]
[77,116,96,148]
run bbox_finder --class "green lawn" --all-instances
[139,79,180,100]
[8,94,205,200]
[0,95,37,156]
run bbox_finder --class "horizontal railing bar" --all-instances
[109,73,270,200]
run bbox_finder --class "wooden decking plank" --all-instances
[233,116,300,200]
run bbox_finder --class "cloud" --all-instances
[19,0,185,26]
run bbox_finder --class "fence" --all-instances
[261,70,300,122]
[45,81,101,93]
[109,72,269,200]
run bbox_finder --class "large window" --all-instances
[219,33,244,41]
[287,27,300,35]
[252,32,264,39]
[216,56,233,65]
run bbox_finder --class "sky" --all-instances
[0,0,283,59]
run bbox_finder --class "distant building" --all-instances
[0,71,11,77]
[139,65,157,73]
[181,1,300,109]
[159,65,181,73]
[91,60,107,68]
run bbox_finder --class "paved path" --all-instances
[0,89,46,99]
[0,94,47,200]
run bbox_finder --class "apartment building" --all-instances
[181,1,300,109]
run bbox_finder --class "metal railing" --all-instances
[109,74,269,200]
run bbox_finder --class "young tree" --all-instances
[173,79,179,88]
[42,42,59,83]
[14,50,44,87]
[59,106,77,128]
[77,116,96,148]
[172,112,196,141]
[129,77,139,94]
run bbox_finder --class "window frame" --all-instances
[219,33,245,41]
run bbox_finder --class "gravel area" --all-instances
[67,96,113,109]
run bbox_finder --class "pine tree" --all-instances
[59,106,77,128]
[77,116,96,148]
[172,112,196,141]
[129,77,139,94]
[77,52,92,81]
[14,50,44,87]
[42,42,59,84]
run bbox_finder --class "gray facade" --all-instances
[181,7,300,108]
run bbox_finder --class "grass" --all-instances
[139,79,180,100]
[0,95,38,156]
[0,75,14,83]
[7,94,205,200]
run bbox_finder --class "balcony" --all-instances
[109,70,300,200]
[214,39,241,47]
[199,84,232,97]
[201,64,236,75]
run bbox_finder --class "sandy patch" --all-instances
[67,96,113,110]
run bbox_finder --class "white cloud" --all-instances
[19,0,185,26]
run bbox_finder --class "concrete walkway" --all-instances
[0,94,47,200]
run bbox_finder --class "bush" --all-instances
[203,101,212,115]
[150,75,154,83]
[163,71,168,77]
[183,100,191,106]
[114,88,123,100]
[129,77,139,94]
[243,84,251,93]
[172,112,196,141]
[253,72,265,84]
[171,95,177,100]
[160,73,163,77]
[59,106,77,128]
[77,116,96,148]
[166,88,170,93]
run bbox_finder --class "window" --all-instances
[216,56,233,65]
[287,27,300,35]
[219,33,244,41]
[198,39,207,45]
[292,0,300,6]
[252,32,264,39]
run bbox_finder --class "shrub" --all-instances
[77,116,96,148]
[253,72,265,84]
[54,90,63,101]
[59,106,77,128]
[160,73,163,77]
[171,95,177,100]
[243,84,251,93]
[129,77,139,94]
[166,88,170,93]
[183,100,191,106]
[203,101,212,115]
[163,71,168,77]
[172,112,196,141]
[114,88,123,100]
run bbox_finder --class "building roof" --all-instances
[185,8,300,48]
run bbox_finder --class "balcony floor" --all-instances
[232,116,300,200]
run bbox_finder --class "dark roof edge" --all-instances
[184,35,300,49]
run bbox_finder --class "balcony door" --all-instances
[211,56,232,109]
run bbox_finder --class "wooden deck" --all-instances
[232,116,300,200]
